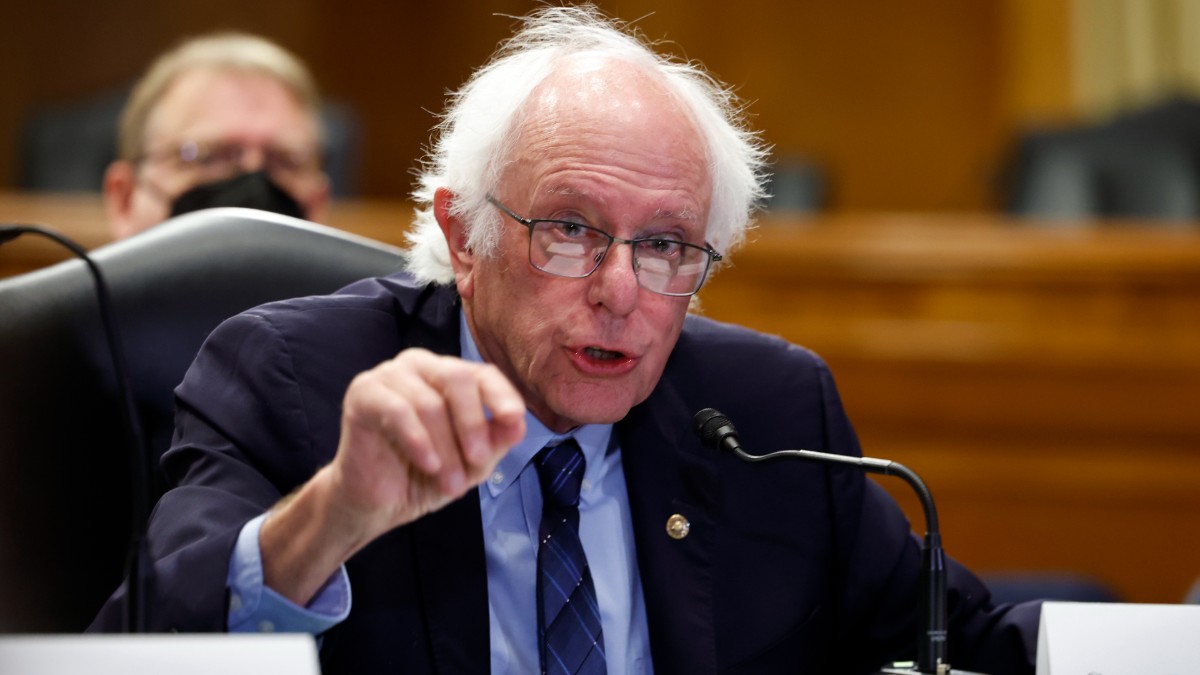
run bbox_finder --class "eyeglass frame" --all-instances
[133,139,324,188]
[487,195,722,297]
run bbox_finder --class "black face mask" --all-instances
[169,170,306,220]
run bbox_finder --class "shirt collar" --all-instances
[459,312,613,497]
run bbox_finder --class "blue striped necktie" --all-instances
[534,438,606,675]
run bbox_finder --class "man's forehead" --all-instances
[514,74,709,178]
[541,186,703,223]
[144,67,318,146]
[531,57,676,115]
[517,62,705,156]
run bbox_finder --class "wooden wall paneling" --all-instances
[2,0,1067,211]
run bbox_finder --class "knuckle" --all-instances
[371,400,415,441]
[410,389,448,419]
[441,365,477,389]
[391,347,429,369]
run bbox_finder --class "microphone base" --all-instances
[876,664,988,675]
[878,662,988,667]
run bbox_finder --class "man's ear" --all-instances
[102,160,138,240]
[433,187,477,298]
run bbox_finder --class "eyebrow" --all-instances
[654,207,700,223]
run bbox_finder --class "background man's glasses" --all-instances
[137,140,322,187]
[489,196,721,297]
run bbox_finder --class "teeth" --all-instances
[584,346,622,360]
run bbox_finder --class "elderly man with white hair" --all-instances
[92,7,1038,675]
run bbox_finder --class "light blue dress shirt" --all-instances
[226,311,653,674]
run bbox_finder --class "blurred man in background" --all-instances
[102,32,330,239]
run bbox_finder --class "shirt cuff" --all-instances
[226,512,352,634]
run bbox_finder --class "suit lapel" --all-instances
[393,279,463,355]
[411,492,491,674]
[620,379,720,675]
[400,280,491,673]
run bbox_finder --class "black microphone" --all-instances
[694,407,964,675]
[1,224,154,633]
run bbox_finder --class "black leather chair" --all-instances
[1003,97,1200,221]
[1005,127,1200,221]
[762,156,827,214]
[0,208,404,632]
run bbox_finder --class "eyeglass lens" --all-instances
[528,221,711,295]
[155,141,319,186]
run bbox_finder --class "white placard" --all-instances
[0,634,320,675]
[1037,601,1200,674]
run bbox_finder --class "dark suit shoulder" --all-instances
[678,313,828,369]
[236,272,450,327]
[669,314,843,451]
[202,273,460,361]
[173,275,461,491]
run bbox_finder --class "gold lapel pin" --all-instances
[666,513,691,540]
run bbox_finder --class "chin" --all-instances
[545,383,644,430]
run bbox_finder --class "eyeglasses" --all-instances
[137,140,322,187]
[488,196,721,297]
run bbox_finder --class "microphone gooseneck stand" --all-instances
[694,408,986,675]
[1,224,153,632]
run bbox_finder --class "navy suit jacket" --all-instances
[93,273,1037,674]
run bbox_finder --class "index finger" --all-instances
[476,364,526,456]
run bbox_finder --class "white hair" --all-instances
[404,5,770,285]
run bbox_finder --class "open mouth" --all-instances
[571,345,638,375]
[583,346,625,361]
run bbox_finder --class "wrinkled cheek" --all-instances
[504,335,566,411]
[520,337,558,379]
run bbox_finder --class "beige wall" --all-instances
[2,0,1079,210]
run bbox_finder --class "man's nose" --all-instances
[239,146,268,172]
[586,243,640,315]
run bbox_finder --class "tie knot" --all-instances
[534,438,585,509]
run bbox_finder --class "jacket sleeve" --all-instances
[89,309,343,633]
